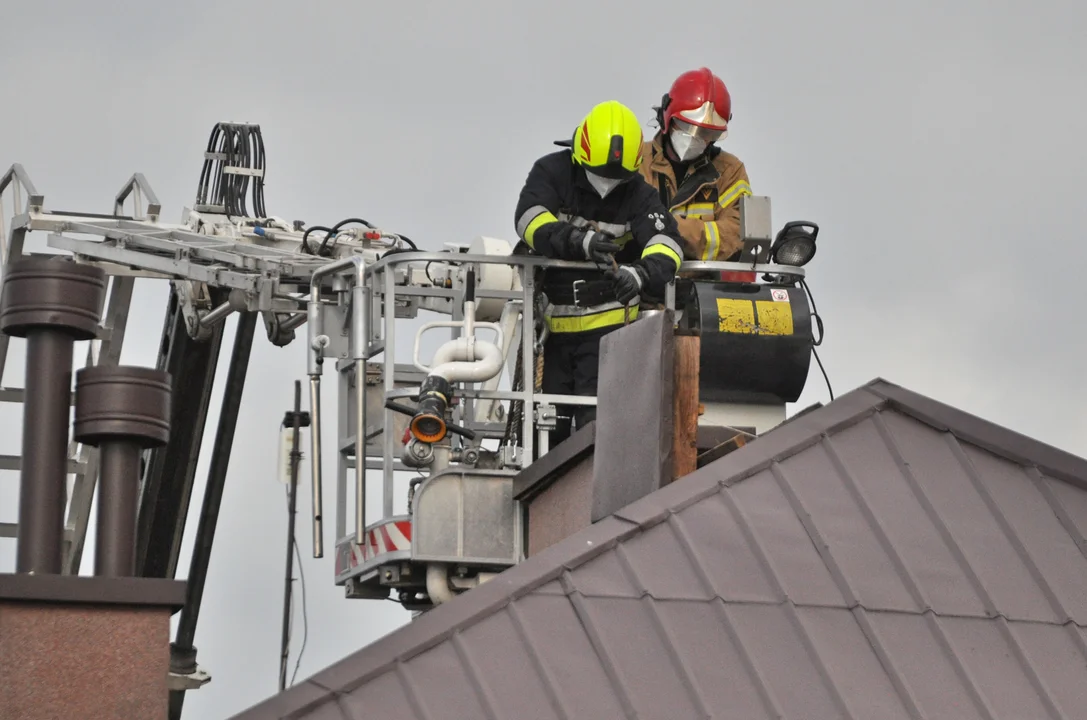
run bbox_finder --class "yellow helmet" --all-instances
[571,100,645,181]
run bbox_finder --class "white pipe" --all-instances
[428,336,504,383]
[412,321,504,380]
[474,302,520,423]
[427,563,455,606]
[415,293,505,384]
[463,299,476,342]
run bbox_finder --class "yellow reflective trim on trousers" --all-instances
[546,305,639,333]
[642,242,682,271]
[524,210,558,248]
[718,180,753,209]
[702,221,721,261]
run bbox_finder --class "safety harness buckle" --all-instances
[571,279,585,307]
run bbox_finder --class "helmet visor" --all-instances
[584,160,637,181]
[671,118,726,144]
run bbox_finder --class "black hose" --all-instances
[254,127,267,218]
[318,218,376,256]
[304,214,418,257]
[301,225,333,255]
[194,123,268,222]
[329,217,375,232]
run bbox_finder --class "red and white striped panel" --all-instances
[364,519,412,559]
[338,519,413,575]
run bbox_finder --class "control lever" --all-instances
[385,399,477,440]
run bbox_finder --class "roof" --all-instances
[231,378,1087,720]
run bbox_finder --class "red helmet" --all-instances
[661,67,732,136]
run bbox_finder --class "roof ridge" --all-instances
[863,378,1087,490]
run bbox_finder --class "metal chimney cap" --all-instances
[0,256,106,340]
[73,365,173,448]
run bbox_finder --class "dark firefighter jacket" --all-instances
[638,134,752,264]
[514,149,686,335]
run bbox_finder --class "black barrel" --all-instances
[678,280,814,404]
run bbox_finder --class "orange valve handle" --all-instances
[384,399,477,441]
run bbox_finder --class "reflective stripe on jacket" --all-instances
[637,135,752,263]
[514,149,684,334]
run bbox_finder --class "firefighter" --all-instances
[514,99,685,448]
[638,68,753,276]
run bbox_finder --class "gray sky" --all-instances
[2,0,1085,717]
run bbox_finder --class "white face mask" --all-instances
[669,128,708,162]
[585,170,622,199]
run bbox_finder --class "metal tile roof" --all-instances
[231,378,1087,720]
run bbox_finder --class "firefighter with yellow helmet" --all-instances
[514,100,685,447]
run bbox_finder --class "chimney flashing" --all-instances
[513,421,596,503]
[591,310,676,521]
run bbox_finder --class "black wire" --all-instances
[800,278,824,347]
[799,278,834,401]
[812,347,834,401]
[281,472,309,688]
[395,234,418,250]
[289,533,308,686]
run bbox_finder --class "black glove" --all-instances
[606,264,647,305]
[581,230,621,265]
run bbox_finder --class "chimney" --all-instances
[0,256,187,720]
[515,309,706,556]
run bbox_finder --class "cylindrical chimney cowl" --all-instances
[0,256,106,575]
[73,365,172,577]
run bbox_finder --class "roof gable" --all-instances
[232,378,1087,719]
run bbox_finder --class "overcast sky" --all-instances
[2,0,1085,717]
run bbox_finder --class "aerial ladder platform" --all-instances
[0,121,821,714]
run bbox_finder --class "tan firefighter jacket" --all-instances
[638,134,752,263]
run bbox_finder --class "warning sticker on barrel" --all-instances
[770,289,789,302]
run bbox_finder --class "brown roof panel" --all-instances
[230,379,1087,720]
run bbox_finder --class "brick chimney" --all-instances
[0,256,186,720]
[516,309,733,556]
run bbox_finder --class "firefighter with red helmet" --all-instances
[638,68,752,267]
